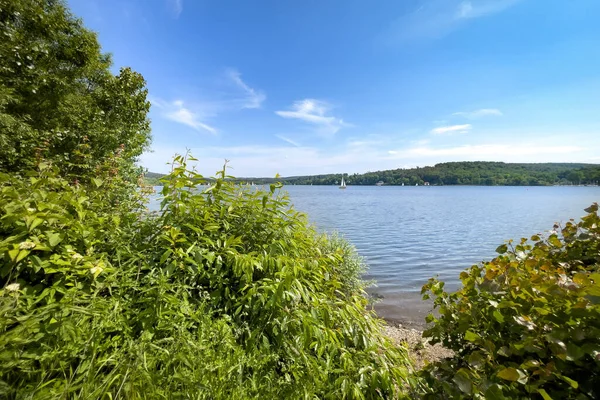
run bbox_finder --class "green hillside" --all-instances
[249,162,600,186]
[148,162,600,186]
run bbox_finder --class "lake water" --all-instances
[281,185,600,327]
[150,185,599,328]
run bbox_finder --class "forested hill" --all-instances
[274,162,600,186]
[146,162,600,186]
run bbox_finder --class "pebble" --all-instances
[383,324,454,370]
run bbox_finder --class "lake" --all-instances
[280,185,600,327]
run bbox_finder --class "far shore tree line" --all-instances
[145,162,600,187]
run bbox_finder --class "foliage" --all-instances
[230,162,600,187]
[0,0,151,176]
[143,171,166,186]
[419,203,600,399]
[316,232,372,298]
[0,154,414,398]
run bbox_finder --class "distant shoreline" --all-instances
[144,161,600,187]
[146,182,600,188]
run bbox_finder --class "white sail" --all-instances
[339,177,346,189]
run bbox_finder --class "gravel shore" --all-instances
[383,324,454,370]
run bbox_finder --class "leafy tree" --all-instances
[0,0,151,176]
[568,171,584,185]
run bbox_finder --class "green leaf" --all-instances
[566,343,585,361]
[584,203,598,213]
[92,178,104,188]
[493,310,505,323]
[548,235,562,248]
[468,351,485,369]
[559,375,579,389]
[47,232,63,247]
[496,244,508,254]
[537,389,553,400]
[16,250,30,263]
[497,367,520,382]
[465,330,480,342]
[452,369,473,395]
[485,384,507,400]
[28,217,44,231]
[8,249,20,262]
[160,249,173,264]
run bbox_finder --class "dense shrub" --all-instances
[0,155,414,398]
[419,204,600,399]
[315,232,372,298]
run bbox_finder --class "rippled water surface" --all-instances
[281,185,600,326]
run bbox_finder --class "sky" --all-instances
[68,0,600,177]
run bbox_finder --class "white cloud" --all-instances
[402,144,582,158]
[453,108,503,118]
[226,69,265,109]
[167,0,182,18]
[151,98,217,134]
[149,70,263,133]
[385,0,521,42]
[275,134,302,147]
[431,124,472,134]
[275,99,350,135]
[140,139,592,177]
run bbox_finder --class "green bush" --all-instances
[315,232,372,298]
[0,155,414,399]
[419,204,600,399]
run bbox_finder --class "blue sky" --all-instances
[68,0,600,177]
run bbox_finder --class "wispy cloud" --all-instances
[453,108,503,118]
[140,140,586,178]
[149,69,263,133]
[385,0,520,42]
[455,0,519,19]
[275,99,350,135]
[275,134,302,147]
[431,124,472,134]
[402,144,582,158]
[226,69,266,109]
[167,0,182,18]
[151,98,217,134]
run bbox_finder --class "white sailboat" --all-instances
[339,176,347,189]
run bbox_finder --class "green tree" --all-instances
[568,171,584,185]
[0,0,151,176]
